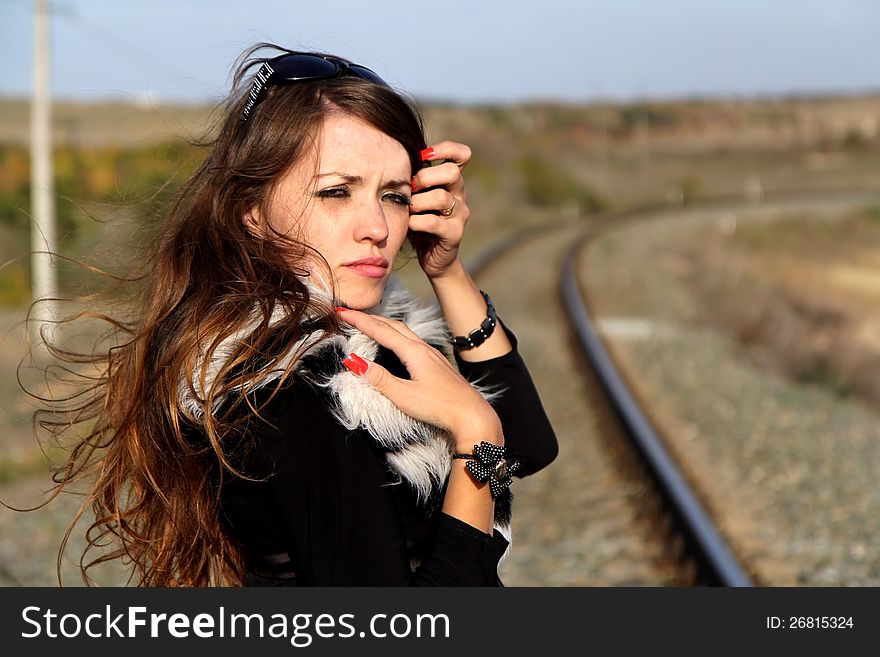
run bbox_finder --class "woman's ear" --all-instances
[242,207,263,237]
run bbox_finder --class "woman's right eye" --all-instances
[315,186,349,199]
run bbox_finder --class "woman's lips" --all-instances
[344,257,389,279]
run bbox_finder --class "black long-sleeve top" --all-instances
[219,333,558,586]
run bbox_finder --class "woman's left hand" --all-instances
[336,308,503,448]
[409,140,472,279]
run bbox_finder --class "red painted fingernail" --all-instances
[420,147,435,161]
[335,306,349,312]
[410,176,417,192]
[342,353,368,376]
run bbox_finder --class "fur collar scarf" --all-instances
[179,276,512,537]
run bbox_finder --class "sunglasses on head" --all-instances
[240,53,390,123]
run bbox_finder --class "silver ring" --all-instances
[440,200,456,217]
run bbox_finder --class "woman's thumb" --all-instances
[342,353,396,396]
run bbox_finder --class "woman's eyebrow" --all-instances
[315,172,362,183]
[385,178,410,190]
[315,172,410,190]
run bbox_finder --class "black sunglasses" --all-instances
[240,53,390,123]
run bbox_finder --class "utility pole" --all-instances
[30,0,58,344]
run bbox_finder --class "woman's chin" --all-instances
[337,280,387,311]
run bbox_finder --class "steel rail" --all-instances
[559,231,753,586]
[469,187,879,586]
[467,218,752,585]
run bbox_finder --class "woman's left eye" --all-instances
[382,192,411,206]
[315,186,350,199]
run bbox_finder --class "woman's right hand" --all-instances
[336,308,503,450]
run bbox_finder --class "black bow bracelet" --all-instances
[453,441,521,498]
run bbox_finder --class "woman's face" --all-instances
[259,112,412,310]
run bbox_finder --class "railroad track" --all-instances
[560,226,752,586]
[468,210,753,587]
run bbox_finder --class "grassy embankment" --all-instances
[675,205,880,407]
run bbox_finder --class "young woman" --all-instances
[43,44,557,586]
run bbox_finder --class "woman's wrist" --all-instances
[453,437,504,454]
[450,415,504,452]
[426,256,467,287]
[429,260,512,361]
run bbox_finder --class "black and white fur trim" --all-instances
[178,276,512,544]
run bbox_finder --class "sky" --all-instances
[1,0,879,105]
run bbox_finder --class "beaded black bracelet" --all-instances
[450,290,497,350]
[453,441,520,498]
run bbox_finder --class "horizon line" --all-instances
[1,87,880,109]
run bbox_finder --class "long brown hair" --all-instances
[30,43,428,586]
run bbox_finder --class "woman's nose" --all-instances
[354,199,390,243]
